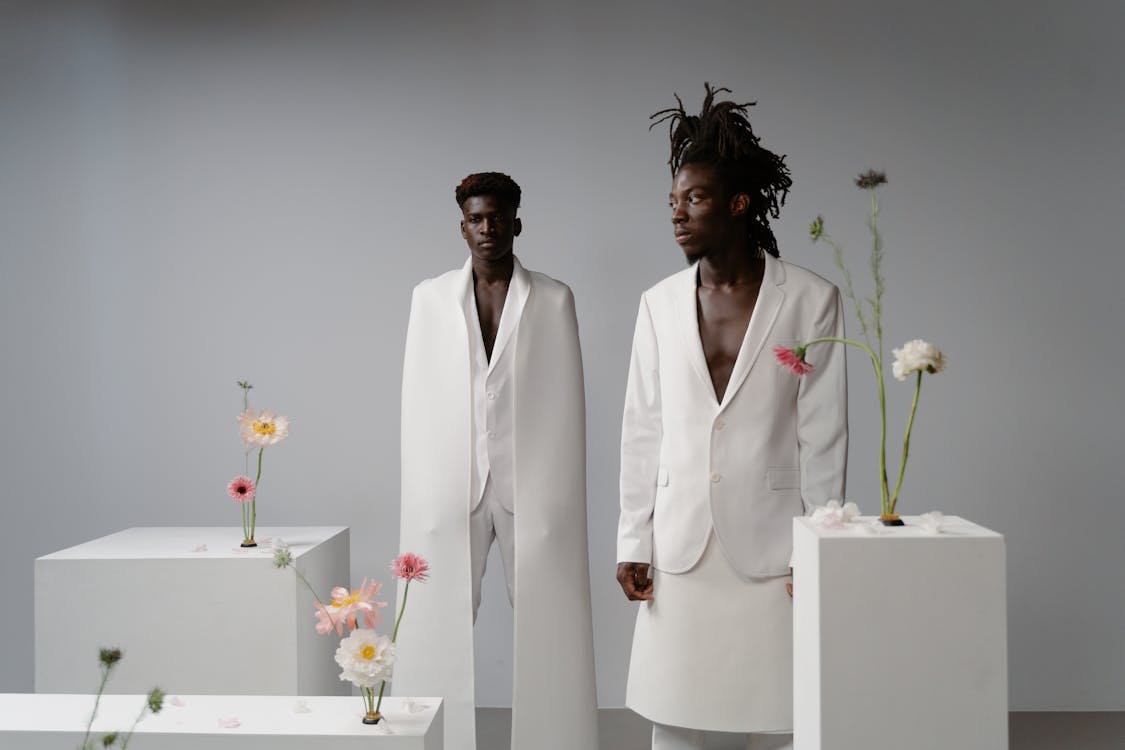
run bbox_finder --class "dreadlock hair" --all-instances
[650,83,792,258]
[455,172,522,213]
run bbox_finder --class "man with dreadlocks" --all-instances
[394,172,599,750]
[617,85,848,749]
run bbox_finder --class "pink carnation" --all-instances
[391,552,430,582]
[774,345,814,376]
[314,579,387,636]
[226,476,256,503]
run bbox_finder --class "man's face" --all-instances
[460,195,521,263]
[669,162,744,264]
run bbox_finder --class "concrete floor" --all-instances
[475,708,1125,749]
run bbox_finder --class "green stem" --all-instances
[82,667,111,750]
[821,230,872,350]
[868,191,886,366]
[802,336,890,513]
[374,579,412,718]
[119,701,150,749]
[889,371,923,515]
[251,447,263,540]
[291,564,338,633]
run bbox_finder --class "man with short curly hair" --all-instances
[394,172,599,750]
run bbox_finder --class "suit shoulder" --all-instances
[411,267,462,299]
[779,259,839,297]
[640,265,693,305]
[527,269,574,302]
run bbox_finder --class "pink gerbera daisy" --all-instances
[390,552,431,582]
[314,579,387,635]
[774,345,815,376]
[226,476,256,503]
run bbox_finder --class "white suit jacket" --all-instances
[617,255,848,578]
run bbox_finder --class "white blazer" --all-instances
[617,254,848,578]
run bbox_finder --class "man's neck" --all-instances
[472,254,515,286]
[698,243,763,289]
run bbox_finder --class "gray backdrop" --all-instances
[3,0,1123,710]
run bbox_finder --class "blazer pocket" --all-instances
[656,467,669,487]
[767,467,801,490]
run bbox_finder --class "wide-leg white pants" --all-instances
[469,477,515,621]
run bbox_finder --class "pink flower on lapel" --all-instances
[774,345,814,376]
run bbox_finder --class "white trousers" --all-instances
[652,723,793,750]
[469,477,515,622]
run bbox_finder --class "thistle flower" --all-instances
[101,732,119,747]
[271,538,293,569]
[390,552,430,582]
[236,380,253,391]
[809,215,825,242]
[99,648,123,668]
[773,345,815,376]
[147,688,165,714]
[855,170,887,190]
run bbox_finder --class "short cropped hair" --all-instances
[454,172,522,212]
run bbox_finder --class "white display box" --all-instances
[792,516,1007,750]
[0,694,443,749]
[35,527,350,696]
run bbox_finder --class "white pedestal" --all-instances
[35,527,350,696]
[0,694,443,749]
[792,516,1007,750]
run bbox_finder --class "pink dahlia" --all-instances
[226,476,256,503]
[314,579,387,635]
[391,552,430,582]
[774,345,814,376]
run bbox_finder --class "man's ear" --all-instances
[514,217,523,237]
[730,193,751,216]
[460,219,469,240]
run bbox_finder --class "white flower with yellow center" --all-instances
[237,409,290,447]
[334,629,395,689]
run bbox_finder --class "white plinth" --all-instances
[35,527,350,696]
[0,694,443,749]
[792,516,1007,750]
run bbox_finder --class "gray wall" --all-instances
[3,0,1123,710]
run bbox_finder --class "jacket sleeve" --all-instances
[617,294,663,565]
[796,287,848,513]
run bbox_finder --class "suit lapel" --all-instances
[673,263,720,405]
[488,256,530,371]
[719,254,786,410]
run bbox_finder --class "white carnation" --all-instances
[334,629,396,689]
[891,339,946,381]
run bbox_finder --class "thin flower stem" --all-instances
[889,371,923,515]
[375,579,412,718]
[119,701,150,749]
[290,564,338,633]
[82,666,111,750]
[251,446,263,540]
[821,230,872,350]
[802,336,890,513]
[867,191,886,366]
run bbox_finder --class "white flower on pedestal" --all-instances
[335,629,396,689]
[810,499,861,529]
[919,511,946,534]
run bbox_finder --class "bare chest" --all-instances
[697,286,758,401]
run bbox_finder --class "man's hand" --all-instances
[617,562,654,601]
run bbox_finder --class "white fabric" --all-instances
[618,254,849,578]
[396,256,599,750]
[652,724,793,750]
[463,264,528,512]
[628,533,794,733]
[469,476,515,620]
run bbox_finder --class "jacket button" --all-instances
[486,392,497,401]
[710,472,722,483]
[715,418,726,431]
